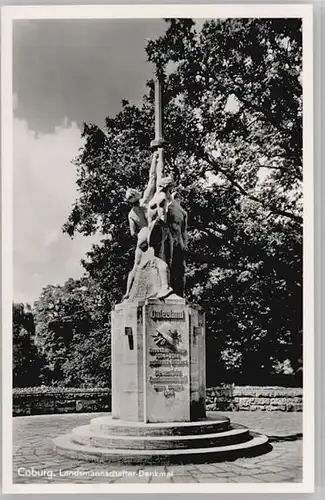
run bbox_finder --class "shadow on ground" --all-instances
[268,432,303,443]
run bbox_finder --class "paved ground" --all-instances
[13,412,302,484]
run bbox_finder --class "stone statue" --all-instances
[124,149,172,300]
[169,191,188,297]
[146,152,173,268]
[147,189,173,299]
[124,68,188,301]
[154,160,188,297]
[123,151,157,300]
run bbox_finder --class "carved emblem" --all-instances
[151,321,182,349]
[164,387,176,398]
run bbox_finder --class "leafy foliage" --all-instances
[59,19,302,386]
[12,303,45,387]
[33,277,111,387]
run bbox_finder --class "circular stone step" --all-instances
[53,431,269,464]
[71,424,251,450]
[89,412,230,437]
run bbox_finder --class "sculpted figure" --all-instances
[168,191,188,297]
[123,151,158,300]
[147,189,173,299]
[154,167,188,297]
[124,146,188,300]
[124,149,172,300]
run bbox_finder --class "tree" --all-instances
[63,19,302,386]
[33,277,111,387]
[12,302,44,387]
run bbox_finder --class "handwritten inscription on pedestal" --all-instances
[144,301,190,422]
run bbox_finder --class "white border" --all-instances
[1,3,314,495]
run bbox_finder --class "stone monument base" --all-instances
[53,269,269,463]
[53,412,269,463]
[111,294,206,423]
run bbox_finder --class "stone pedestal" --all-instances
[111,295,205,423]
[53,270,269,463]
[54,292,269,462]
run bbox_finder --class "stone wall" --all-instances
[13,386,302,416]
[13,388,111,416]
[206,386,303,412]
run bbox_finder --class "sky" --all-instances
[13,19,172,304]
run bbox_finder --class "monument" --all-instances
[112,68,204,423]
[53,69,269,463]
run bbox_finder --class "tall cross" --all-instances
[150,68,167,181]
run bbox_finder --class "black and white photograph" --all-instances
[1,3,314,494]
